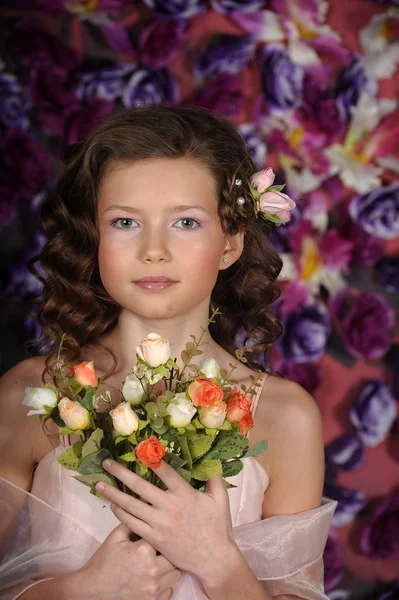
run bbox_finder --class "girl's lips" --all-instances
[133,280,178,291]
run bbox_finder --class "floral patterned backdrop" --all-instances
[0,1,398,599]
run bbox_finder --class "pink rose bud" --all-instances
[70,361,98,389]
[250,168,275,193]
[258,190,296,224]
[58,397,90,430]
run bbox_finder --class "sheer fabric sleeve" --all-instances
[0,476,100,600]
[171,497,338,599]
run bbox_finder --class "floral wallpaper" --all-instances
[0,1,398,599]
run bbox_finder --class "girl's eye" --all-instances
[111,218,138,230]
[175,218,201,230]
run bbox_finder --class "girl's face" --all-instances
[97,157,241,321]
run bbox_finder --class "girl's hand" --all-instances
[96,458,238,581]
[76,523,181,600]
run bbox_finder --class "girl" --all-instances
[0,106,336,600]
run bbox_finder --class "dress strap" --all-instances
[250,372,269,418]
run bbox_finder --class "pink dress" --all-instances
[0,374,337,599]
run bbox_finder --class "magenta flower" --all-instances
[191,73,243,119]
[139,19,186,69]
[360,493,399,559]
[60,98,113,150]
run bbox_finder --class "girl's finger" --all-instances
[158,568,182,593]
[101,459,166,506]
[159,589,173,600]
[155,554,179,575]
[111,502,154,543]
[96,481,157,525]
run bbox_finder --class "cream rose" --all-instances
[58,397,90,430]
[110,402,139,436]
[22,387,58,416]
[198,358,221,380]
[122,374,148,405]
[136,333,171,368]
[199,401,227,429]
[166,393,197,428]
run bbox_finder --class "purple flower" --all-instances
[299,71,345,142]
[325,435,365,471]
[360,493,399,559]
[270,359,321,395]
[74,62,136,102]
[340,218,384,267]
[334,54,377,121]
[238,123,267,168]
[194,35,256,78]
[29,64,80,134]
[261,46,304,110]
[374,256,399,294]
[324,483,366,527]
[349,182,399,240]
[2,129,51,198]
[37,0,133,14]
[0,179,22,231]
[277,300,331,363]
[60,98,113,150]
[342,292,395,360]
[211,0,264,12]
[0,71,30,130]
[122,69,179,108]
[139,19,186,69]
[376,581,399,600]
[4,232,45,300]
[143,0,205,19]
[323,529,344,592]
[191,73,243,119]
[349,380,397,447]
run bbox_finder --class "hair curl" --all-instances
[26,106,284,382]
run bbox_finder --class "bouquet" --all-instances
[23,310,268,497]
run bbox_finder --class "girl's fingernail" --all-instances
[103,459,112,468]
[96,482,105,492]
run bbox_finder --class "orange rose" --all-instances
[237,410,254,436]
[226,387,252,423]
[187,377,224,408]
[70,360,98,388]
[135,435,166,470]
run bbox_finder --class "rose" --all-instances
[258,191,296,225]
[139,19,186,70]
[360,492,399,559]
[142,0,205,18]
[335,55,377,121]
[349,380,397,447]
[58,397,90,430]
[191,73,243,119]
[211,0,264,13]
[70,360,98,389]
[194,35,255,78]
[109,402,139,436]
[250,168,275,193]
[375,256,399,294]
[237,411,254,435]
[198,401,227,429]
[135,434,166,469]
[136,333,171,367]
[74,62,135,102]
[323,483,366,527]
[0,71,30,129]
[60,98,113,151]
[349,182,399,240]
[198,358,221,380]
[187,377,224,408]
[225,387,252,422]
[325,434,365,471]
[166,393,197,427]
[122,373,148,406]
[261,46,304,110]
[22,386,58,416]
[122,69,179,109]
[238,123,267,167]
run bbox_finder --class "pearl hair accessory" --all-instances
[237,197,245,205]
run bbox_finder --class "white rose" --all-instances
[199,401,227,429]
[122,374,148,405]
[58,397,90,430]
[22,386,58,416]
[136,333,171,368]
[110,402,139,436]
[199,358,221,380]
[166,393,197,428]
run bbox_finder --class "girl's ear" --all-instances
[220,230,245,269]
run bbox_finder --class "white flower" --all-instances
[22,387,58,416]
[166,393,197,428]
[109,402,139,436]
[58,397,90,430]
[122,374,147,405]
[199,401,227,429]
[360,10,399,79]
[199,358,221,380]
[136,333,171,367]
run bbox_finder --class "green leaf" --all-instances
[187,364,199,372]
[118,451,136,462]
[218,420,233,431]
[187,432,214,461]
[205,428,218,437]
[57,441,85,471]
[203,431,248,461]
[181,350,190,365]
[178,435,192,470]
[82,429,104,458]
[155,365,168,378]
[223,479,238,489]
[73,471,117,489]
[78,448,112,475]
[59,426,85,436]
[164,451,187,470]
[138,419,149,431]
[242,440,268,459]
[267,184,286,192]
[192,459,222,481]
[80,386,94,411]
[184,423,196,432]
[167,358,180,370]
[115,435,126,445]
[176,467,192,483]
[193,349,203,356]
[222,459,243,478]
[185,342,195,353]
[191,418,204,430]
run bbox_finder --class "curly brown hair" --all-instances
[26,105,284,382]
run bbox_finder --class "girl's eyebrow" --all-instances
[102,204,210,215]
